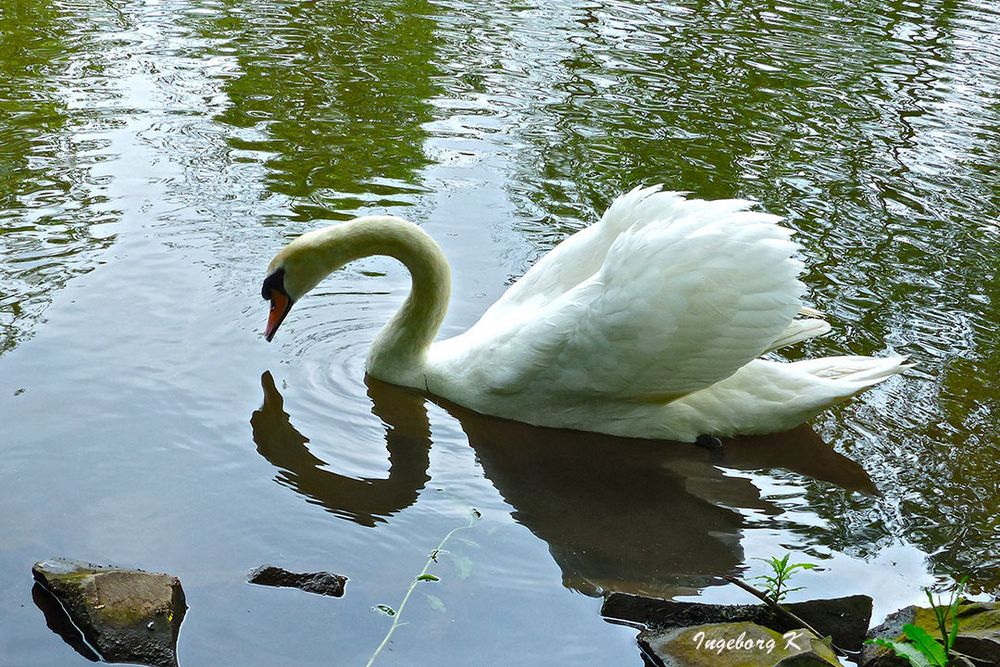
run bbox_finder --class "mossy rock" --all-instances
[603,592,872,651]
[863,601,1000,666]
[32,558,186,667]
[641,621,839,666]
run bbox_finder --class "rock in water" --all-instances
[248,565,347,597]
[603,593,873,652]
[773,651,844,666]
[863,601,1000,667]
[641,622,840,666]
[31,558,186,667]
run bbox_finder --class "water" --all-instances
[0,0,997,664]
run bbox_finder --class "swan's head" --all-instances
[261,217,444,342]
[261,226,349,342]
[261,265,293,342]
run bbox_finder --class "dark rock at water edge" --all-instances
[32,558,186,667]
[859,605,916,667]
[603,592,873,652]
[248,565,347,597]
[773,650,843,666]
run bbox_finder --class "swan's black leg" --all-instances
[695,434,723,450]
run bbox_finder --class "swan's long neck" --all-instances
[364,220,450,387]
[283,216,451,388]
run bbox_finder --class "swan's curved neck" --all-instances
[290,217,451,388]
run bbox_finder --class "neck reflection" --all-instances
[250,371,431,527]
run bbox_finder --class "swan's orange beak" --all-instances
[265,290,292,342]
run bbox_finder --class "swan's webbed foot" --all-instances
[695,434,723,450]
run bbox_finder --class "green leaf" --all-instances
[902,624,948,666]
[375,604,396,617]
[416,574,440,582]
[788,562,817,572]
[424,593,446,613]
[869,638,933,667]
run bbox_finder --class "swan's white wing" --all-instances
[475,185,752,329]
[450,197,805,401]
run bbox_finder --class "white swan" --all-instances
[262,186,908,442]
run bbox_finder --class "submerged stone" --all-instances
[31,558,186,667]
[641,621,839,666]
[248,565,347,597]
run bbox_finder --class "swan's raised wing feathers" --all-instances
[476,185,691,327]
[466,193,806,401]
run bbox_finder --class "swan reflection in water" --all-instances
[250,371,875,597]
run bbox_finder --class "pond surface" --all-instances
[1,0,997,664]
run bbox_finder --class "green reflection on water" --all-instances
[0,0,118,355]
[203,0,441,220]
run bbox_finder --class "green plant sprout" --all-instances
[866,578,967,667]
[366,509,480,667]
[752,553,817,603]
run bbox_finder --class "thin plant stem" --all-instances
[366,513,478,667]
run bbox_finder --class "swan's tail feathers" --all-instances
[766,318,832,351]
[799,305,825,319]
[794,355,912,392]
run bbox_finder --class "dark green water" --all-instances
[1,0,997,664]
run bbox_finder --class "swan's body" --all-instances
[263,186,907,442]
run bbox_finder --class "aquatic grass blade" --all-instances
[868,638,933,667]
[948,608,960,653]
[947,578,967,652]
[901,624,947,666]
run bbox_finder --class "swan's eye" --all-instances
[261,267,287,300]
